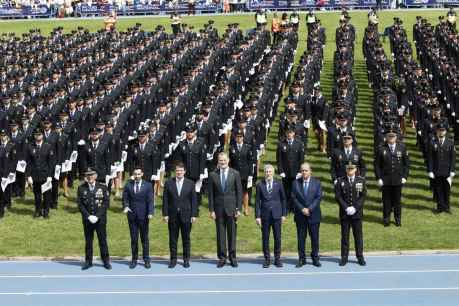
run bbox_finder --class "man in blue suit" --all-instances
[291,162,322,268]
[123,166,154,269]
[255,164,287,268]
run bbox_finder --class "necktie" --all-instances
[238,144,242,151]
[346,149,350,158]
[267,181,272,193]
[135,182,139,194]
[390,145,394,153]
[221,170,226,192]
[349,177,354,185]
[90,184,94,192]
[177,179,182,196]
[303,180,309,197]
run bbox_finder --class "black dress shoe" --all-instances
[262,260,270,268]
[217,259,226,268]
[445,209,452,214]
[33,211,41,218]
[274,260,283,268]
[230,259,238,268]
[144,261,151,269]
[183,260,190,268]
[103,262,112,270]
[168,260,177,269]
[383,221,390,227]
[81,262,93,270]
[358,257,366,266]
[395,221,401,227]
[339,258,348,266]
[129,260,137,269]
[43,213,49,219]
[312,259,322,267]
[295,259,306,268]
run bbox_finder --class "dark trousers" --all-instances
[215,214,237,260]
[0,185,11,217]
[83,219,110,264]
[51,178,59,208]
[295,216,320,260]
[32,181,51,214]
[432,176,451,211]
[168,215,192,260]
[382,185,402,222]
[340,218,363,259]
[128,217,150,261]
[13,171,25,198]
[282,177,296,210]
[261,216,282,260]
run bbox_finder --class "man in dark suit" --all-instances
[208,152,243,268]
[255,164,287,268]
[162,162,198,268]
[335,162,366,266]
[427,123,456,213]
[291,163,322,268]
[122,167,154,269]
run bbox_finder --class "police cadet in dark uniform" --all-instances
[130,129,154,183]
[175,124,206,202]
[9,120,26,199]
[276,126,305,207]
[229,130,256,216]
[334,162,366,266]
[83,127,111,187]
[77,168,111,270]
[25,128,55,219]
[374,130,410,227]
[0,129,16,218]
[331,132,366,185]
[427,123,456,213]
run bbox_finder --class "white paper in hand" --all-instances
[41,180,52,194]
[16,160,26,173]
[7,173,16,184]
[54,165,61,180]
[1,178,8,192]
[70,151,78,163]
[195,179,202,193]
[121,151,128,162]
[105,175,111,186]
[64,160,73,173]
[247,176,253,188]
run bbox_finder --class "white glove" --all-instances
[398,108,404,116]
[295,173,302,179]
[401,178,407,184]
[88,215,98,224]
[447,176,453,186]
[377,179,383,187]
[346,207,356,215]
[417,130,422,136]
[428,172,435,179]
[334,179,338,185]
[123,207,132,213]
[148,214,153,219]
[46,177,52,183]
[27,177,33,185]
[280,173,286,178]
[450,172,456,178]
[78,139,86,146]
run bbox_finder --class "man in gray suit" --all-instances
[208,152,243,268]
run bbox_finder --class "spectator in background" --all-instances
[187,0,195,15]
[170,11,181,35]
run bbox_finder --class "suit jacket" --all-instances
[255,179,287,220]
[208,167,243,217]
[122,180,154,220]
[427,137,456,177]
[25,142,55,182]
[162,177,198,223]
[375,142,410,186]
[291,177,322,224]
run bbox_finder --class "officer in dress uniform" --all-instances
[331,132,366,184]
[25,128,55,219]
[276,127,305,209]
[334,162,366,266]
[427,123,456,213]
[374,130,410,227]
[0,129,16,218]
[77,168,111,270]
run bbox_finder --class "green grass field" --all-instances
[0,10,458,258]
